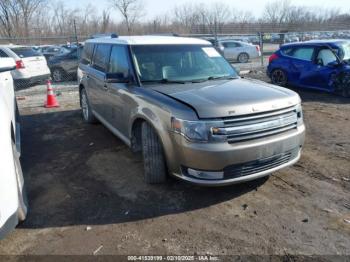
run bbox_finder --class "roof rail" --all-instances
[90,33,119,39]
[147,33,179,37]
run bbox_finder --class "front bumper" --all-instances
[168,124,305,186]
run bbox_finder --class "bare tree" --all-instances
[0,0,21,37]
[109,0,145,34]
[17,0,46,37]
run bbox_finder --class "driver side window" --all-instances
[317,49,337,66]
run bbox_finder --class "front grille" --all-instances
[223,148,299,179]
[219,107,299,143]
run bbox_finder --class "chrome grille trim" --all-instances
[212,107,299,143]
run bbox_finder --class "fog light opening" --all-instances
[187,168,224,180]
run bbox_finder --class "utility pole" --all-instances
[73,19,79,45]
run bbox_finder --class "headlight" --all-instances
[171,117,226,143]
[171,117,209,142]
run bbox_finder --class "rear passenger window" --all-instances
[108,45,130,77]
[284,47,314,61]
[92,44,111,72]
[81,43,94,65]
[222,42,240,48]
[0,50,8,57]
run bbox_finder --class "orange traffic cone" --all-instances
[45,79,59,108]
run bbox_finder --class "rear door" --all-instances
[284,46,316,88]
[88,44,111,118]
[222,42,241,60]
[10,47,48,76]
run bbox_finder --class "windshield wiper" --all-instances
[191,76,237,83]
[141,79,186,84]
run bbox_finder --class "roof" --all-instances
[86,35,211,45]
[282,39,349,48]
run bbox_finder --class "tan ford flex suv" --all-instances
[78,35,305,186]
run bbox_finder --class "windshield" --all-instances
[338,42,350,61]
[131,45,238,83]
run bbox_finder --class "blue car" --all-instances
[267,40,350,97]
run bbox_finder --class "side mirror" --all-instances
[0,57,16,73]
[327,60,341,67]
[105,72,131,83]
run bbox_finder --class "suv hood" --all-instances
[150,78,301,118]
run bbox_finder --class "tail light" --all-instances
[256,45,260,52]
[16,60,25,69]
[269,53,279,63]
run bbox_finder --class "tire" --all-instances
[141,122,167,184]
[52,68,64,82]
[271,69,288,87]
[237,53,249,63]
[12,142,28,222]
[80,88,97,124]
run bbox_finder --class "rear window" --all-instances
[81,43,95,65]
[10,48,41,58]
[92,44,111,72]
[0,50,8,57]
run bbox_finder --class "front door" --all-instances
[104,45,132,138]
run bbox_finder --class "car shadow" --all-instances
[19,109,268,229]
[286,85,350,105]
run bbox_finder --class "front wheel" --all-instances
[141,122,167,184]
[237,53,249,63]
[271,69,288,86]
[80,88,97,124]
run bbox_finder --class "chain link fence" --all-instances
[1,29,350,90]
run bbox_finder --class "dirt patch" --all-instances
[0,76,349,257]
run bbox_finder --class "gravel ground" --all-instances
[0,73,349,259]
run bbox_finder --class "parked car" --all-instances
[267,40,350,97]
[37,45,70,61]
[0,57,28,239]
[0,45,51,89]
[78,35,305,186]
[48,46,82,82]
[217,40,261,63]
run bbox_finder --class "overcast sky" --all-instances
[64,0,350,21]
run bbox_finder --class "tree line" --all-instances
[1,0,350,39]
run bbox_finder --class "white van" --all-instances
[0,57,28,239]
[0,45,51,89]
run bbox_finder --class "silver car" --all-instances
[218,40,261,63]
[78,35,305,186]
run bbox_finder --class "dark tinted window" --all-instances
[81,43,95,65]
[92,44,111,72]
[10,48,41,58]
[108,45,130,77]
[222,42,241,48]
[0,50,8,57]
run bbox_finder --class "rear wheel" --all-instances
[271,69,288,86]
[12,142,27,222]
[141,122,167,184]
[80,88,97,123]
[237,53,249,63]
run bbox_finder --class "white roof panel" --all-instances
[86,36,211,46]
